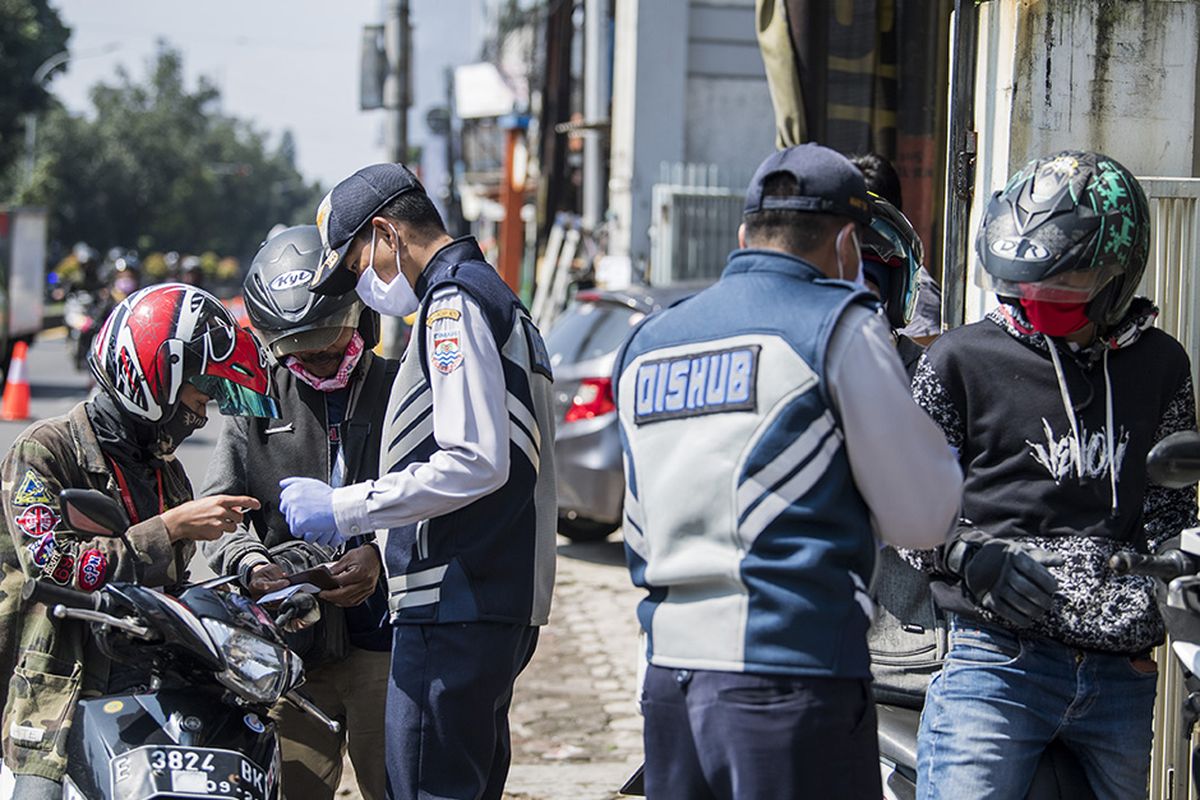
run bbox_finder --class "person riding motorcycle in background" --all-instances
[0,284,279,799]
[203,225,395,800]
[100,250,141,302]
[902,151,1198,799]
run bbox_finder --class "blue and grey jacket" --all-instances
[332,237,557,627]
[615,249,881,678]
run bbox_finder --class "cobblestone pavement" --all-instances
[333,534,645,800]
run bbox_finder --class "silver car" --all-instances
[548,283,708,541]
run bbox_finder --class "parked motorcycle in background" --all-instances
[23,489,337,800]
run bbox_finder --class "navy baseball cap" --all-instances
[311,162,425,295]
[744,143,871,226]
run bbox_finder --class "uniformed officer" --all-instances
[613,144,963,799]
[277,163,557,800]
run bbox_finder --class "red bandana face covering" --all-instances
[284,332,364,392]
[1019,299,1091,337]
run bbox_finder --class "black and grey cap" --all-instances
[743,143,871,225]
[311,162,425,295]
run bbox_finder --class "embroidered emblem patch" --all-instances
[432,333,464,374]
[15,503,60,538]
[27,533,57,567]
[49,552,75,585]
[13,470,53,505]
[427,308,462,325]
[77,549,108,591]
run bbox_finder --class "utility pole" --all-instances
[381,0,414,357]
[581,0,609,232]
[385,0,412,164]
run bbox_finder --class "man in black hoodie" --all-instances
[903,151,1197,799]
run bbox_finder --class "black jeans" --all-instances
[641,665,880,800]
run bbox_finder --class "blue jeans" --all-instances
[917,616,1157,800]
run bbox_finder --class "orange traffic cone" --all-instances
[1,341,31,421]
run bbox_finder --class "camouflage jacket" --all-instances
[0,402,193,780]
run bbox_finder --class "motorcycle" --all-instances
[24,488,338,800]
[1107,430,1200,795]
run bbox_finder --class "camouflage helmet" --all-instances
[976,150,1150,330]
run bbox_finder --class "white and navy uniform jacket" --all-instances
[614,249,961,678]
[331,237,557,626]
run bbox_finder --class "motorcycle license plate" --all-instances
[110,745,271,800]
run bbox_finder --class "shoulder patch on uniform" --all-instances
[14,503,60,538]
[432,332,465,374]
[427,308,462,325]
[13,469,53,505]
[633,345,760,425]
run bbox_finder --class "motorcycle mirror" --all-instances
[1147,431,1200,489]
[60,488,142,585]
[60,489,129,536]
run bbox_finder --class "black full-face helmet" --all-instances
[976,150,1150,330]
[860,193,924,330]
[243,225,380,359]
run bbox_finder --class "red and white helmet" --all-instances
[90,283,279,423]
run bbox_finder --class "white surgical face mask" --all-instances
[836,225,865,287]
[354,226,419,317]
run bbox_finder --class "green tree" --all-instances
[23,43,323,263]
[0,0,71,191]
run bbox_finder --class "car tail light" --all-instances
[564,377,615,422]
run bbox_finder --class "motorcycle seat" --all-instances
[876,703,921,768]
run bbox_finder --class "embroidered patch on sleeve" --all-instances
[432,332,465,375]
[13,469,54,505]
[77,549,108,591]
[49,552,75,585]
[14,503,60,538]
[427,308,463,325]
[26,533,57,567]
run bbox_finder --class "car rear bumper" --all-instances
[553,412,624,525]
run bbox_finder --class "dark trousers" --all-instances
[641,665,881,800]
[385,622,538,800]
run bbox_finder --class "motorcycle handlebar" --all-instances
[21,579,101,610]
[1109,549,1198,581]
[273,591,316,629]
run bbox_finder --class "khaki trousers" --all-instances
[272,646,390,800]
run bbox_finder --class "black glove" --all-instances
[945,535,1064,628]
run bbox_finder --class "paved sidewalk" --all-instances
[503,537,644,800]
[334,535,645,799]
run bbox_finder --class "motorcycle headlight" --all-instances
[201,618,290,704]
